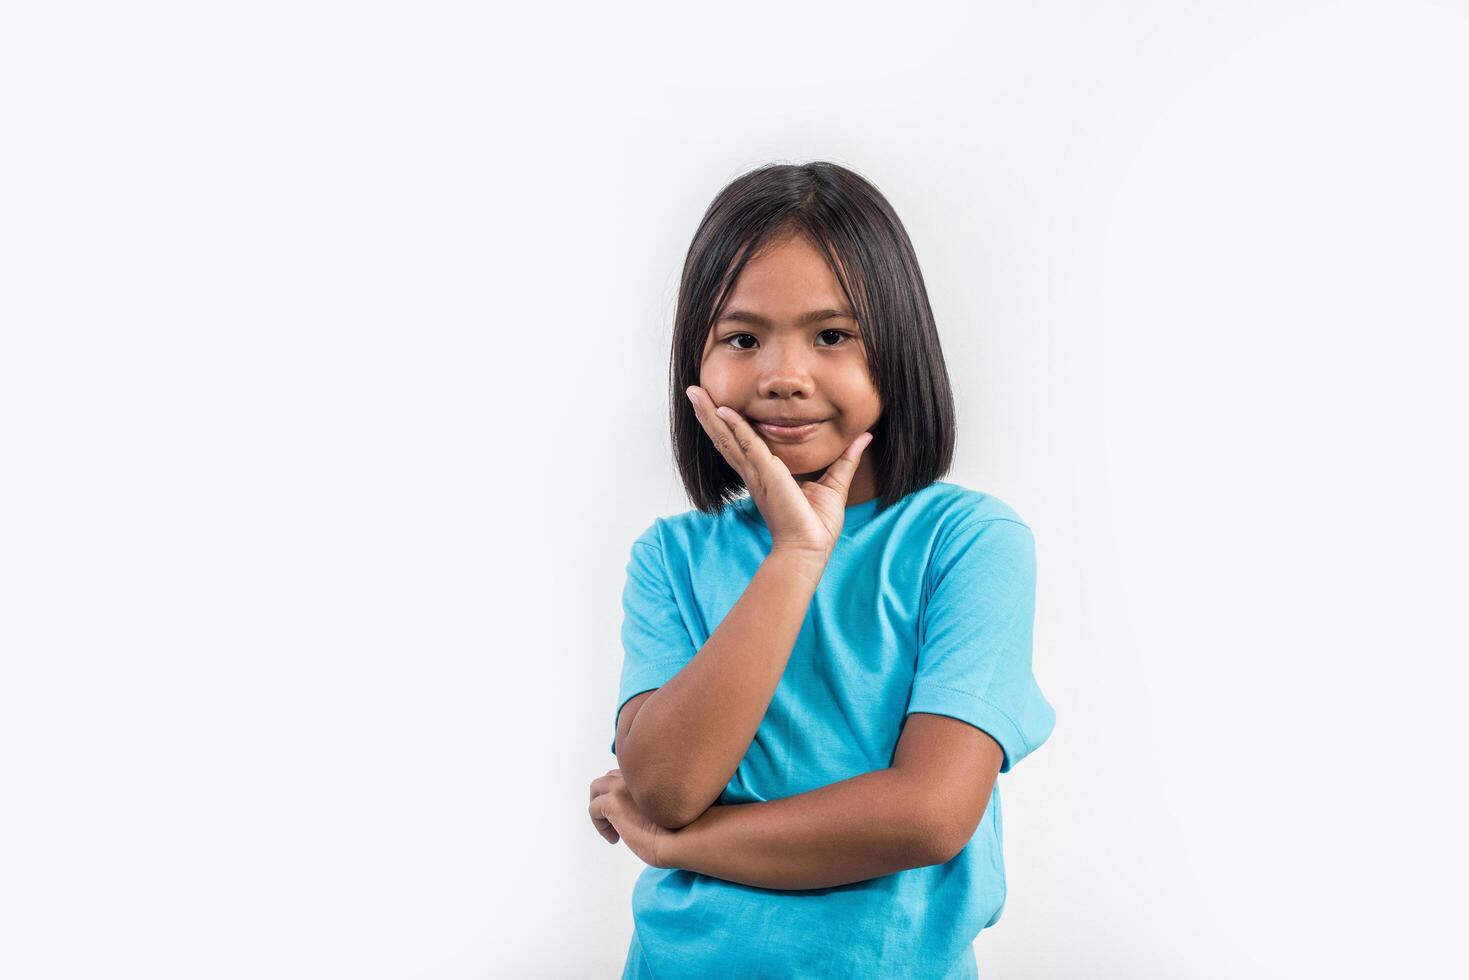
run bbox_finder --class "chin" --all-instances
[772,445,840,475]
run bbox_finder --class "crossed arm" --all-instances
[633,706,1006,891]
[604,540,1006,890]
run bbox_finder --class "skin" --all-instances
[698,228,883,513]
[588,229,1005,888]
[588,713,1003,888]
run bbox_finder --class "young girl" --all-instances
[588,161,1056,979]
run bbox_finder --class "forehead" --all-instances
[722,232,850,309]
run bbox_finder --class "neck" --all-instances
[796,457,876,507]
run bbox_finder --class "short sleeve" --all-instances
[906,517,1056,773]
[611,525,698,754]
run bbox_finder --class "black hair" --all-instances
[669,161,957,514]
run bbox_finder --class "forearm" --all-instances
[620,549,826,827]
[659,767,946,890]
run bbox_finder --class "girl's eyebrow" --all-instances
[717,308,856,327]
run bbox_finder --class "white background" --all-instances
[3,1,1466,976]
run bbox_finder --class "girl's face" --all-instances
[699,230,883,504]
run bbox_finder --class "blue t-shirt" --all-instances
[611,480,1056,979]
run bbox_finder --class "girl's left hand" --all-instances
[589,768,674,870]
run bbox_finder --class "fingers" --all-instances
[588,768,621,801]
[815,430,874,498]
[713,404,776,468]
[685,387,757,480]
[589,794,620,844]
[590,769,624,844]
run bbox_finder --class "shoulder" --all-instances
[627,497,750,556]
[909,480,1031,536]
[907,482,1035,581]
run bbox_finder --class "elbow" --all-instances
[640,784,711,830]
[620,768,705,831]
[930,831,970,867]
[912,811,979,868]
[615,732,719,829]
[911,824,960,868]
[640,791,705,831]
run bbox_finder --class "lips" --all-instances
[755,419,826,442]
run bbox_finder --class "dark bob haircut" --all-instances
[670,160,957,514]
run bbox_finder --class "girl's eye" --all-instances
[722,330,851,350]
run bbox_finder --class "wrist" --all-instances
[657,824,691,871]
[764,547,828,588]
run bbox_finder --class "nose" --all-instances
[755,336,815,399]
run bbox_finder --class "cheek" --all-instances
[832,380,882,422]
[695,368,719,398]
[697,356,728,390]
[700,378,732,404]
